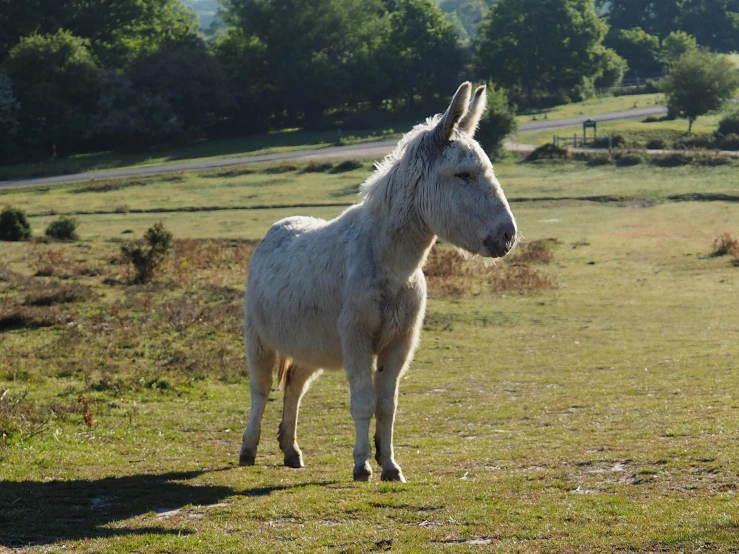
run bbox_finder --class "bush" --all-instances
[717,111,739,136]
[474,84,518,161]
[614,152,645,166]
[0,205,32,241]
[121,221,173,283]
[45,216,79,241]
[717,133,739,151]
[711,233,739,257]
[591,134,626,149]
[652,153,694,167]
[524,143,569,162]
[586,153,613,166]
[645,138,666,149]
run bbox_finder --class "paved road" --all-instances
[0,106,668,190]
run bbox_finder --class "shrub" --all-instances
[652,153,693,167]
[524,143,569,162]
[591,134,625,149]
[121,221,173,283]
[0,205,32,241]
[45,216,78,241]
[614,152,644,166]
[475,84,518,161]
[716,133,739,151]
[330,160,364,173]
[299,161,333,173]
[586,153,613,166]
[645,138,666,149]
[717,110,739,136]
[711,233,739,257]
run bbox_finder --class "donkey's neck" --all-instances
[362,169,435,280]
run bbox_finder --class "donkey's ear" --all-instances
[458,85,487,137]
[435,82,472,143]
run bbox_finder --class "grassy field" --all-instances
[517,110,730,147]
[1,157,739,552]
[0,94,663,183]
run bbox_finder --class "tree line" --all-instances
[1,0,738,164]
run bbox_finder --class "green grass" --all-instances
[516,93,664,125]
[518,110,730,147]
[0,127,402,183]
[1,159,739,552]
[0,94,664,184]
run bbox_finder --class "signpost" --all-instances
[583,118,597,144]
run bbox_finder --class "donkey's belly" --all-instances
[262,305,345,370]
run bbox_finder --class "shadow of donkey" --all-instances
[0,467,330,548]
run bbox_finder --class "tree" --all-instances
[603,0,739,52]
[85,71,182,147]
[660,49,739,132]
[0,74,20,162]
[660,31,698,66]
[476,0,618,101]
[128,42,233,141]
[381,0,465,109]
[2,31,101,157]
[604,27,662,74]
[474,84,517,160]
[604,0,682,39]
[593,47,629,89]
[0,0,200,68]
[221,0,388,126]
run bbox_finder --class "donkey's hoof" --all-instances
[381,468,406,483]
[353,464,373,482]
[283,451,304,469]
[239,451,256,466]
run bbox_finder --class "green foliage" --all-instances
[0,73,20,163]
[604,27,661,73]
[593,47,630,89]
[474,85,517,160]
[0,0,199,68]
[121,221,173,283]
[660,31,698,66]
[0,205,32,241]
[222,0,389,126]
[604,0,739,52]
[381,0,465,107]
[717,110,739,136]
[85,72,181,147]
[660,50,739,132]
[2,30,101,157]
[128,43,233,142]
[45,216,79,241]
[476,0,614,102]
[439,0,494,41]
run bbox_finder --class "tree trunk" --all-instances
[688,117,694,134]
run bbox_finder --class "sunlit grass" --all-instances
[1,158,738,552]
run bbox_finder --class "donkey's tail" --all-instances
[277,355,295,389]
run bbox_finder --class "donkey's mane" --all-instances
[359,115,443,205]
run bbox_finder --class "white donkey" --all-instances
[240,82,517,482]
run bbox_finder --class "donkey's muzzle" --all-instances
[483,221,517,258]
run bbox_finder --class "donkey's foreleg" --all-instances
[278,366,321,468]
[343,336,376,482]
[239,332,276,466]
[374,336,415,483]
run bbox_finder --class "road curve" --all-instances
[0,106,667,190]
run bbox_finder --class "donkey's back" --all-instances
[245,208,362,370]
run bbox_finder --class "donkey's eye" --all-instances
[455,171,474,181]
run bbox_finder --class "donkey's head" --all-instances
[418,82,517,258]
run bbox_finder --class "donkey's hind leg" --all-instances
[278,366,321,468]
[239,331,276,466]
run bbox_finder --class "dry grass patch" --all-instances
[711,232,739,257]
[423,239,558,298]
[23,283,94,307]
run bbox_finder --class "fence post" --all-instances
[608,135,613,152]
